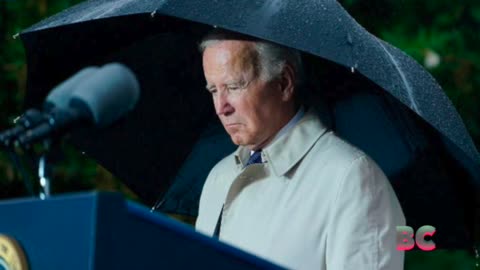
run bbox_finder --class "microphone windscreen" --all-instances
[69,63,140,127]
[45,66,99,111]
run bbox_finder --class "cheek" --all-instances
[238,95,265,125]
[242,109,265,135]
[234,99,255,123]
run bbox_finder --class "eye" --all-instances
[207,87,217,95]
[227,85,240,91]
[227,82,247,91]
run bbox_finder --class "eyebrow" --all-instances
[226,79,248,87]
[226,81,243,87]
[205,79,249,91]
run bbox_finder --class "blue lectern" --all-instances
[0,192,282,269]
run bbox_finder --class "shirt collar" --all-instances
[236,108,328,176]
[249,106,305,157]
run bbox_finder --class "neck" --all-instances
[247,104,298,151]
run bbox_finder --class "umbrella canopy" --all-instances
[19,0,479,248]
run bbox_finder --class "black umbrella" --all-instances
[19,0,479,248]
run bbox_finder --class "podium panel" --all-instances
[0,192,282,269]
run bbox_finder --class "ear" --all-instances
[279,63,295,102]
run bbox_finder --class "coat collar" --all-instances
[234,108,328,176]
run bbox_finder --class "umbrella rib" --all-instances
[376,39,420,115]
[76,1,129,22]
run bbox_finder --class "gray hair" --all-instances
[199,29,304,88]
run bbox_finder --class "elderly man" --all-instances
[195,29,405,270]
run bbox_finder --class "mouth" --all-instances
[225,123,242,129]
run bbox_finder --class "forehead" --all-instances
[202,40,258,76]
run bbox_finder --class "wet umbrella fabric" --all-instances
[21,0,480,171]
[19,0,479,248]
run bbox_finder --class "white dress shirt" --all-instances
[196,108,405,270]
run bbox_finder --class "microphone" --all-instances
[0,109,46,147]
[44,66,99,111]
[69,63,140,127]
[0,67,98,147]
[16,63,140,146]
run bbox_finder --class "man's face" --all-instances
[202,40,291,150]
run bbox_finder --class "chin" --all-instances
[230,137,243,146]
[230,134,250,146]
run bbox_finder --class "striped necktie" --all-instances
[245,150,262,167]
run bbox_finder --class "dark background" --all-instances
[0,0,479,269]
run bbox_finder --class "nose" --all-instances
[215,91,234,116]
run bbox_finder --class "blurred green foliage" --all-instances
[0,0,138,200]
[0,1,479,269]
[341,0,480,147]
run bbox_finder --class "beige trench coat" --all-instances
[196,109,405,270]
